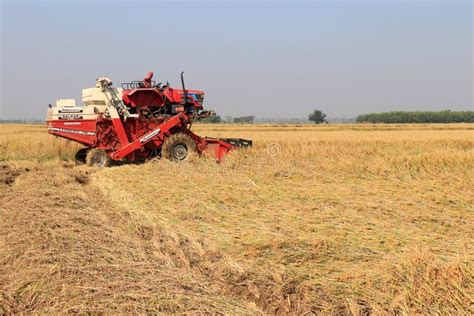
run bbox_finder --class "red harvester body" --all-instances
[46,72,251,166]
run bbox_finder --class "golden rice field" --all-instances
[0,123,473,314]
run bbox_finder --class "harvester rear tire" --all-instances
[162,133,197,162]
[74,148,90,164]
[86,149,110,168]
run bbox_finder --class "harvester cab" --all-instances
[46,71,251,167]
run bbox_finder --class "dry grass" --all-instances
[0,124,81,162]
[0,123,473,314]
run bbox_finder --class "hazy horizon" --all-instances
[1,0,472,120]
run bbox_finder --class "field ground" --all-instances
[0,123,473,314]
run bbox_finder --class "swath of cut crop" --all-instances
[0,162,261,314]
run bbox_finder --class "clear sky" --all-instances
[1,0,472,120]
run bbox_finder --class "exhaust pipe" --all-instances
[180,71,188,104]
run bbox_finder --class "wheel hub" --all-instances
[173,144,188,160]
[92,153,106,167]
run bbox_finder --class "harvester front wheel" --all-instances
[86,149,110,168]
[162,133,197,162]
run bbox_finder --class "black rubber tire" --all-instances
[74,148,90,164]
[161,133,197,162]
[85,149,110,168]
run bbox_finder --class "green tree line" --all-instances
[356,110,474,123]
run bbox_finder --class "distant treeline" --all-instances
[0,119,44,124]
[233,116,255,124]
[356,110,474,123]
[197,115,256,123]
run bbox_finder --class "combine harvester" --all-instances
[46,72,251,167]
